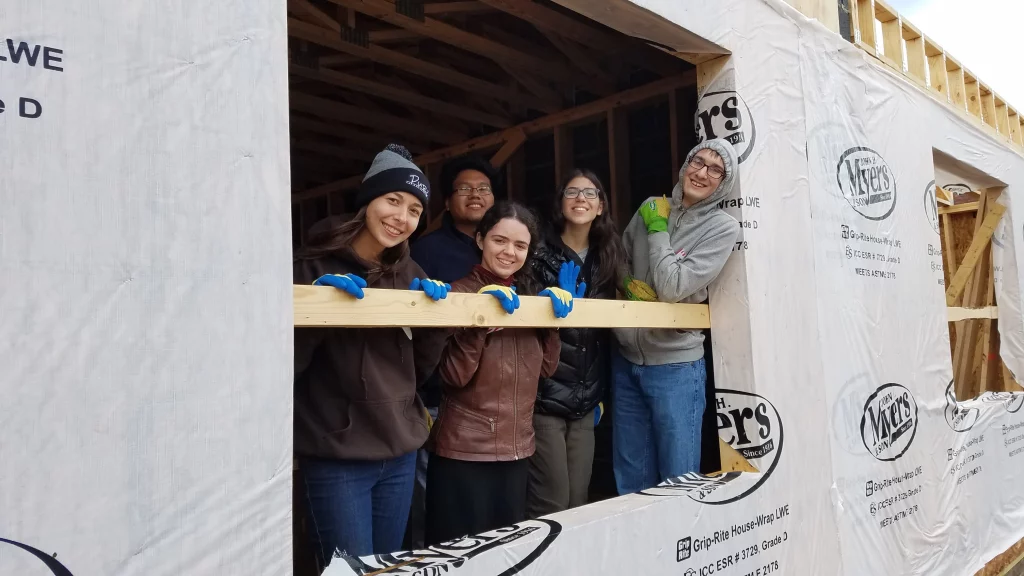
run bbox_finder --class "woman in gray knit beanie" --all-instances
[293,144,452,565]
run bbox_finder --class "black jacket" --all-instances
[530,236,614,419]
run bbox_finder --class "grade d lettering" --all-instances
[845,155,891,198]
[0,97,42,119]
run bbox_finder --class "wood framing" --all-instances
[294,286,712,329]
[294,71,696,201]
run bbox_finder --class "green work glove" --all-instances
[638,196,670,234]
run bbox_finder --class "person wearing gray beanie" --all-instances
[611,138,741,495]
[357,143,431,209]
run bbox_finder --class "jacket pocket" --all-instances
[447,400,495,433]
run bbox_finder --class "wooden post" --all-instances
[608,107,631,230]
[554,124,574,187]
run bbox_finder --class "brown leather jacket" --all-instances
[430,266,561,461]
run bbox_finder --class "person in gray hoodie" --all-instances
[611,138,740,494]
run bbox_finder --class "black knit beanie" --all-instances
[357,144,430,208]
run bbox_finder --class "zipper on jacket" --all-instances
[512,334,519,460]
[488,417,495,433]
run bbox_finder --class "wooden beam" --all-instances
[538,28,614,86]
[902,21,926,85]
[295,71,695,200]
[424,1,492,15]
[947,306,998,322]
[925,39,947,100]
[946,201,1005,305]
[964,70,982,119]
[368,28,421,43]
[669,90,680,177]
[289,64,511,127]
[289,0,341,31]
[939,200,978,215]
[288,18,552,112]
[294,286,712,329]
[292,139,375,162]
[325,0,590,86]
[475,0,682,78]
[289,116,431,154]
[501,64,565,107]
[290,91,464,143]
[941,213,958,278]
[945,56,966,112]
[489,129,527,168]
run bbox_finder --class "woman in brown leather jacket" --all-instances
[424,201,574,545]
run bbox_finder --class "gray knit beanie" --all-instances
[357,144,430,208]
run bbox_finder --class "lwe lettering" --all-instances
[0,39,64,71]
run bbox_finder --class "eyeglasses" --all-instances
[688,156,725,180]
[563,187,600,199]
[453,185,493,196]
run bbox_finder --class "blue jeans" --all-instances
[300,452,416,568]
[611,351,706,494]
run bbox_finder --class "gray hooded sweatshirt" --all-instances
[614,138,740,366]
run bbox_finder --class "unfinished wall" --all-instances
[0,2,293,575]
[327,0,1024,575]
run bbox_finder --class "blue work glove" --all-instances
[594,402,604,427]
[478,284,520,314]
[539,287,574,318]
[410,278,451,301]
[313,273,367,299]
[557,261,587,298]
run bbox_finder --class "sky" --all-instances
[885,0,1024,111]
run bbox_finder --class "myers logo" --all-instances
[836,147,897,221]
[980,391,1024,413]
[640,389,783,504]
[334,520,561,576]
[924,180,940,234]
[944,380,979,433]
[696,91,756,163]
[943,183,973,196]
[860,383,919,461]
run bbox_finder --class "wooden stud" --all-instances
[294,72,696,201]
[935,185,954,206]
[697,56,729,95]
[489,129,527,168]
[294,286,713,329]
[506,145,525,202]
[669,90,680,177]
[1009,109,1023,146]
[874,0,901,70]
[855,0,877,52]
[554,125,574,187]
[946,307,998,322]
[946,201,1005,305]
[288,18,555,113]
[367,29,422,44]
[995,96,1010,138]
[902,22,926,83]
[925,40,947,99]
[289,64,512,127]
[980,85,997,129]
[608,107,632,230]
[941,213,958,278]
[939,200,978,215]
[964,71,982,119]
[945,57,966,112]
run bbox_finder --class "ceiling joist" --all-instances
[288,18,556,113]
[290,92,465,144]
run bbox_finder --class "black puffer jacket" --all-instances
[531,236,615,420]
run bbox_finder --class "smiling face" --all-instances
[447,169,495,227]
[561,175,604,227]
[358,191,423,256]
[682,148,726,206]
[476,217,531,279]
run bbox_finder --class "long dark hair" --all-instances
[550,168,626,293]
[295,207,410,281]
[476,201,542,296]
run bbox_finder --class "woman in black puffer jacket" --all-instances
[527,168,625,518]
